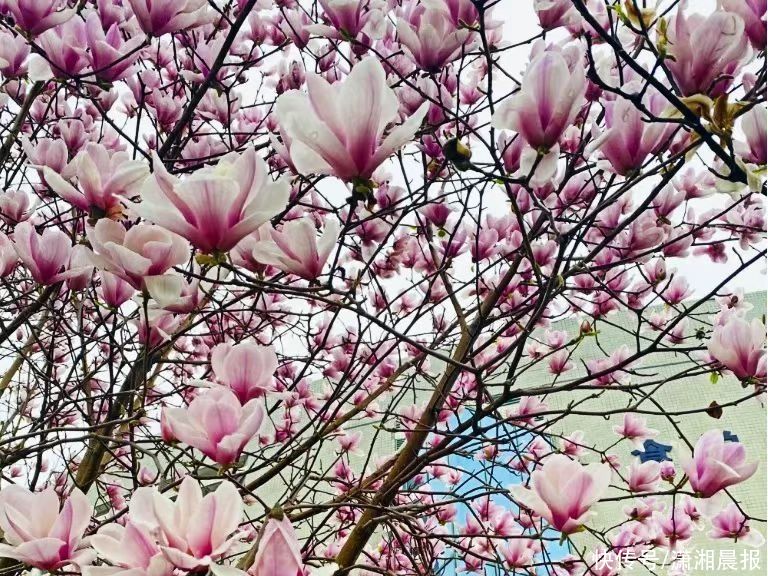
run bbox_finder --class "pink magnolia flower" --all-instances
[0,189,35,225]
[249,217,341,281]
[397,2,474,72]
[681,430,758,498]
[13,222,73,285]
[666,1,750,97]
[679,495,704,528]
[721,0,766,51]
[44,143,149,218]
[162,387,265,466]
[672,166,717,199]
[716,288,754,314]
[85,12,144,82]
[99,270,136,308]
[548,349,574,375]
[420,202,453,228]
[275,57,429,182]
[590,94,674,175]
[0,30,30,77]
[0,486,93,570]
[96,0,131,29]
[85,521,173,576]
[127,0,211,36]
[660,461,676,482]
[501,536,539,569]
[66,245,95,291]
[307,0,385,40]
[22,137,68,175]
[709,503,765,547]
[623,497,663,523]
[132,148,289,254]
[533,0,576,30]
[612,413,658,446]
[129,477,243,571]
[736,105,767,166]
[492,45,586,151]
[560,430,586,458]
[230,225,275,273]
[627,460,661,493]
[469,227,500,262]
[509,454,611,534]
[439,0,480,27]
[707,315,766,383]
[87,220,189,290]
[135,309,183,348]
[658,505,695,546]
[276,9,311,49]
[38,18,90,77]
[337,430,362,454]
[586,345,632,386]
[0,233,18,277]
[211,342,278,404]
[3,0,74,35]
[145,274,201,313]
[250,515,304,576]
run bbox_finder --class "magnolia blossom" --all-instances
[145,274,201,313]
[135,308,183,347]
[307,0,385,39]
[736,105,767,166]
[613,413,658,446]
[85,12,144,82]
[709,503,765,547]
[0,486,93,570]
[87,220,189,290]
[130,477,243,570]
[211,342,278,403]
[533,0,576,30]
[13,221,73,285]
[590,94,675,176]
[250,515,304,576]
[100,270,136,308]
[666,1,750,96]
[627,460,661,493]
[681,430,758,498]
[586,345,632,386]
[509,454,611,534]
[275,57,429,182]
[397,3,474,72]
[44,143,148,218]
[661,461,676,482]
[658,505,696,546]
[131,148,289,254]
[66,245,95,291]
[4,0,74,35]
[37,18,90,77]
[707,315,766,383]
[127,0,211,36]
[0,233,18,276]
[162,387,265,466]
[500,536,539,569]
[492,45,586,151]
[0,189,35,224]
[0,30,30,77]
[249,218,341,281]
[22,137,68,175]
[721,0,767,50]
[337,431,362,454]
[86,521,174,576]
